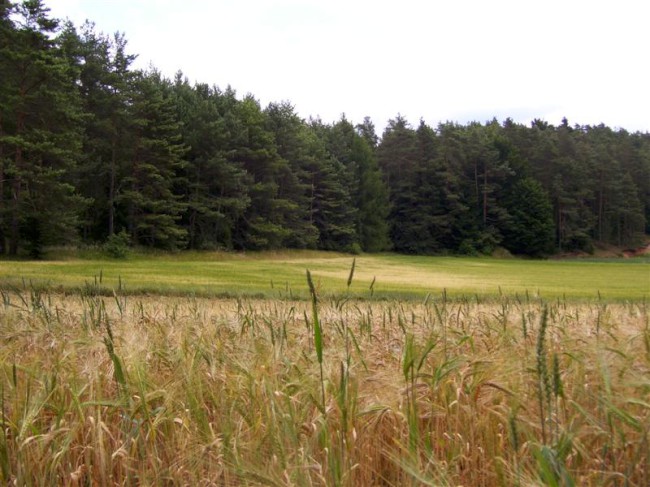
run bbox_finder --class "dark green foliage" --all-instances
[301,120,358,251]
[380,120,471,254]
[377,117,420,252]
[609,172,646,246]
[263,102,319,249]
[172,78,250,250]
[318,117,389,252]
[0,3,647,257]
[103,230,130,258]
[222,96,323,250]
[0,0,87,256]
[502,178,555,257]
[310,156,358,251]
[118,71,188,249]
[381,117,647,256]
[70,24,137,242]
[350,134,391,252]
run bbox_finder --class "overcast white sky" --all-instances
[48,0,649,134]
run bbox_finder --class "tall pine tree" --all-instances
[69,23,137,242]
[172,78,250,249]
[0,0,86,256]
[119,70,187,248]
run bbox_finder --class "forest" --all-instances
[1,0,648,258]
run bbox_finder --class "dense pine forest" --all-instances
[1,1,648,258]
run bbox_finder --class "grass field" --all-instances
[0,250,647,300]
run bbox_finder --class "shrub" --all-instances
[104,230,131,258]
[458,239,478,256]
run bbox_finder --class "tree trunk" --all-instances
[9,107,26,256]
[474,161,480,220]
[557,200,563,251]
[108,138,117,236]
[0,114,5,255]
[483,163,488,226]
[9,161,20,256]
[597,172,604,242]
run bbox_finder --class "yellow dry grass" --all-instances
[0,291,648,485]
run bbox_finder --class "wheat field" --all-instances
[0,282,648,486]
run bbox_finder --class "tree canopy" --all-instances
[0,1,647,257]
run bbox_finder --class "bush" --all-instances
[104,231,131,258]
[458,239,479,256]
[491,246,514,259]
[348,242,363,255]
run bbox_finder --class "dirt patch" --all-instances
[553,239,650,259]
[622,243,650,258]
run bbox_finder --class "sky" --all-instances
[47,0,650,134]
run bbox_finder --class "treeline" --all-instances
[1,1,648,258]
[378,117,649,256]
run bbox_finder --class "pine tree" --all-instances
[69,23,137,242]
[172,78,250,249]
[377,116,421,252]
[462,121,513,253]
[322,117,389,251]
[307,151,358,251]
[356,116,379,149]
[229,95,291,249]
[416,121,468,252]
[118,70,187,249]
[549,125,595,252]
[350,133,390,251]
[377,115,418,188]
[629,133,650,235]
[0,0,86,256]
[606,172,645,247]
[502,178,555,257]
[435,122,474,252]
[386,120,440,254]
[264,101,319,248]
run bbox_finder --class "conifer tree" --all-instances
[3,2,649,256]
[322,117,389,251]
[502,177,555,257]
[119,70,187,248]
[0,0,86,256]
[307,151,358,251]
[69,23,137,241]
[264,101,319,248]
[172,78,250,249]
[229,95,291,249]
[350,133,390,251]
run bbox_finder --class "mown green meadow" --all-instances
[0,250,647,300]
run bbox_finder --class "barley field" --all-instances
[0,281,648,485]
